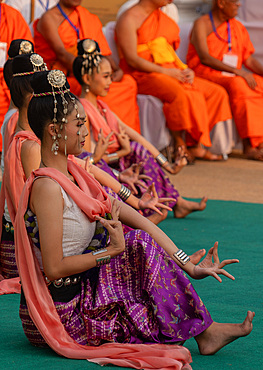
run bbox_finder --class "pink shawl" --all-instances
[0,131,40,294]
[3,110,19,159]
[14,162,192,370]
[80,98,121,154]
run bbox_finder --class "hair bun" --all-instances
[8,39,34,58]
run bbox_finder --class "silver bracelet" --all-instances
[107,153,119,163]
[118,184,131,201]
[89,156,94,165]
[173,249,190,265]
[112,168,120,180]
[156,153,168,166]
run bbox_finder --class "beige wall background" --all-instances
[82,0,126,25]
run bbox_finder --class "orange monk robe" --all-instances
[0,4,33,151]
[33,6,140,133]
[118,9,232,147]
[187,18,263,148]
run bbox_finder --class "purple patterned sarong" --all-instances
[20,229,212,347]
[78,141,179,217]
[0,218,18,278]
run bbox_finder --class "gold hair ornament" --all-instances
[19,40,33,55]
[80,39,102,76]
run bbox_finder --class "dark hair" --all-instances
[28,71,78,141]
[73,38,105,85]
[10,54,35,108]
[3,39,34,89]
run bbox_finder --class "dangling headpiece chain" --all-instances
[34,70,79,156]
[13,54,48,77]
[80,39,102,76]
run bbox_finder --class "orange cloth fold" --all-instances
[137,36,188,69]
[0,4,33,150]
[14,163,192,369]
[118,9,232,146]
[187,18,263,147]
[33,6,140,132]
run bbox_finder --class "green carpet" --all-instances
[0,200,261,370]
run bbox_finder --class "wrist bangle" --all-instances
[96,255,111,266]
[156,153,168,166]
[112,168,120,180]
[118,184,131,201]
[92,248,108,256]
[107,153,119,163]
[173,249,190,265]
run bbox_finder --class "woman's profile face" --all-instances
[89,58,112,98]
[59,100,88,156]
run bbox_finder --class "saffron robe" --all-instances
[15,163,193,369]
[0,131,40,294]
[118,9,232,147]
[33,6,140,132]
[0,4,33,150]
[187,18,263,148]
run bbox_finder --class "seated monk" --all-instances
[33,0,140,132]
[0,1,33,152]
[115,0,233,162]
[187,0,263,161]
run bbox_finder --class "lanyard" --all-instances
[209,11,232,52]
[57,3,80,40]
[38,0,49,12]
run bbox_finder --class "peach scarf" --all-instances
[14,161,192,370]
[0,131,40,294]
[80,98,120,154]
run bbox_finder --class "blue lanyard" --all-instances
[57,3,80,40]
[209,11,232,52]
[38,0,49,12]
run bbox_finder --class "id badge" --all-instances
[0,42,7,68]
[222,53,238,77]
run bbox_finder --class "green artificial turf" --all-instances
[0,200,261,369]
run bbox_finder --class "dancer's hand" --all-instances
[93,129,115,163]
[138,183,175,215]
[95,200,125,256]
[191,242,239,282]
[119,163,152,194]
[162,146,188,174]
[116,124,131,156]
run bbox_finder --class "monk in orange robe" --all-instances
[187,0,263,161]
[33,0,140,133]
[116,0,232,161]
[0,1,33,151]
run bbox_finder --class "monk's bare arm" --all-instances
[244,55,263,76]
[38,12,75,71]
[191,17,238,74]
[116,13,180,78]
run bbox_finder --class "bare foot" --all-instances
[188,145,224,162]
[147,209,168,225]
[195,311,255,355]
[188,146,223,161]
[190,249,206,265]
[244,147,263,161]
[173,196,208,218]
